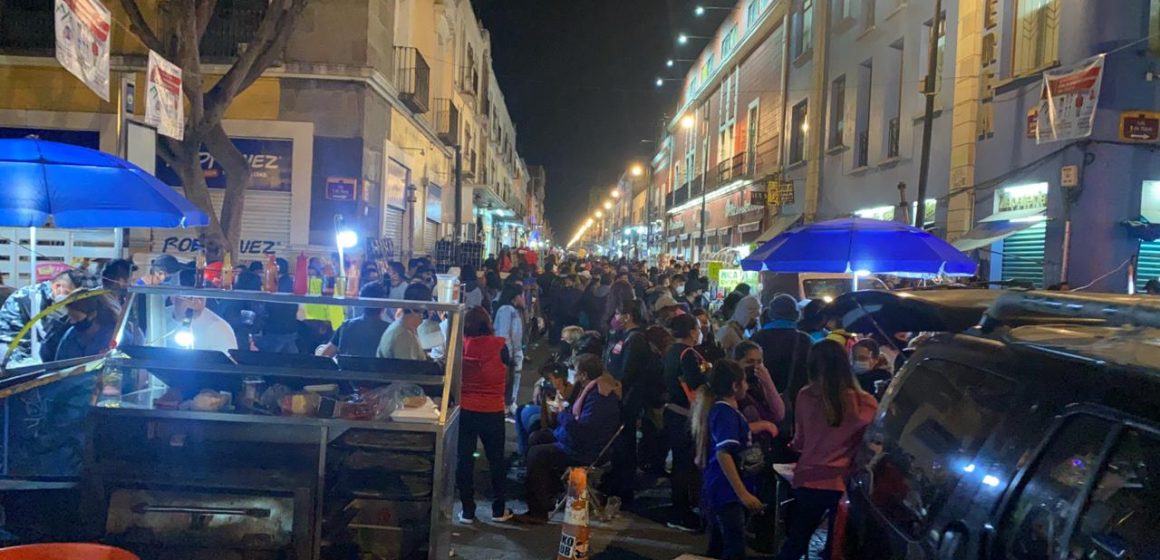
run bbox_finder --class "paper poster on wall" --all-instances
[385,159,409,210]
[1037,54,1105,144]
[145,51,184,140]
[54,0,111,101]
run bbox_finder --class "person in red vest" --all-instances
[456,306,515,524]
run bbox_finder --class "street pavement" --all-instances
[450,338,706,559]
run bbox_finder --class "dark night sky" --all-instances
[473,1,727,242]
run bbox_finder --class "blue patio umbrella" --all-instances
[740,217,977,276]
[0,138,209,228]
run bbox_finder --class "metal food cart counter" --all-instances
[82,285,463,560]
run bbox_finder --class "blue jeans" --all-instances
[515,403,542,456]
[706,501,747,560]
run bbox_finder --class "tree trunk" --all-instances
[205,123,250,260]
[161,135,228,261]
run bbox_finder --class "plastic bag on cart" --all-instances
[363,383,430,421]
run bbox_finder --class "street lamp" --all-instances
[603,201,613,210]
[610,187,621,198]
[677,33,710,45]
[694,5,731,16]
[666,58,694,68]
[631,164,644,177]
[595,210,604,218]
[681,114,696,129]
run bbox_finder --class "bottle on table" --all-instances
[294,252,309,295]
[264,253,279,293]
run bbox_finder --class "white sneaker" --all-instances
[492,509,515,523]
[456,511,476,524]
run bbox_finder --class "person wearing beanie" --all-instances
[749,294,812,408]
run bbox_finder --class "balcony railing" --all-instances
[394,47,431,114]
[665,191,675,208]
[674,187,689,207]
[717,153,748,184]
[856,130,870,167]
[434,98,459,147]
[690,175,704,198]
[201,5,266,59]
[464,150,477,180]
[0,5,54,53]
[887,117,901,158]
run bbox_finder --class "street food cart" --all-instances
[1,286,462,560]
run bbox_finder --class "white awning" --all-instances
[755,213,802,243]
[980,208,1045,223]
[738,222,762,234]
[953,219,1042,251]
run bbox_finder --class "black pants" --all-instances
[456,410,508,518]
[663,409,700,522]
[774,487,843,560]
[638,408,668,474]
[525,439,572,518]
[610,400,642,504]
[706,501,748,560]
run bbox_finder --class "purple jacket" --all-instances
[554,380,622,465]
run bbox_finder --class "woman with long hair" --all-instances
[773,340,878,560]
[662,313,710,532]
[456,307,514,523]
[691,360,776,560]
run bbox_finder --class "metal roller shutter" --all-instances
[1000,222,1046,287]
[383,208,404,260]
[1137,240,1160,291]
[149,188,291,255]
[423,220,438,257]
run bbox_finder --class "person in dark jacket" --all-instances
[851,338,893,400]
[320,282,391,357]
[718,283,752,322]
[55,289,122,360]
[750,294,813,437]
[605,299,653,504]
[515,353,622,524]
[548,275,584,344]
[0,269,84,364]
[662,313,711,532]
[581,274,612,334]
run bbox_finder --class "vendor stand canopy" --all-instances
[0,138,209,228]
[741,217,976,276]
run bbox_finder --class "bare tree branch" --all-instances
[204,122,250,242]
[203,0,308,124]
[174,1,207,130]
[117,0,166,55]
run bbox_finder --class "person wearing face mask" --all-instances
[167,269,238,354]
[850,339,892,400]
[670,274,687,299]
[716,295,760,358]
[54,289,123,360]
[662,313,710,533]
[0,269,85,364]
[605,300,653,505]
[320,282,391,358]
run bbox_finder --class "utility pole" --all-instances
[914,0,943,229]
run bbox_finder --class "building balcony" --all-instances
[459,65,480,97]
[856,130,870,168]
[394,47,431,114]
[665,191,675,208]
[690,175,704,198]
[673,187,689,207]
[200,3,266,59]
[434,98,459,147]
[887,117,901,159]
[717,153,748,184]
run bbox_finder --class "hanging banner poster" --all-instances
[1037,54,1105,144]
[54,0,111,101]
[146,51,185,140]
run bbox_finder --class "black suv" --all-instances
[832,290,1160,560]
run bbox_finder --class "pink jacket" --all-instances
[790,385,878,492]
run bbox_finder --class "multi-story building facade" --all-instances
[656,0,1159,291]
[0,0,533,264]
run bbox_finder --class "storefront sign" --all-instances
[1060,165,1079,188]
[668,219,685,231]
[778,181,796,205]
[145,51,184,140]
[54,0,111,101]
[750,190,767,205]
[998,183,1048,212]
[1037,54,1105,144]
[325,177,357,201]
[426,183,443,223]
[1119,111,1160,142]
[160,236,280,255]
[726,193,763,217]
[156,137,293,192]
[385,159,409,209]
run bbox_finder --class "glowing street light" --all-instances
[677,33,709,45]
[610,187,621,198]
[595,210,604,218]
[631,164,644,177]
[655,78,664,87]
[694,5,731,16]
[603,201,613,210]
[681,114,696,129]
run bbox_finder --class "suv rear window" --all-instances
[999,416,1160,559]
[864,359,1016,540]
